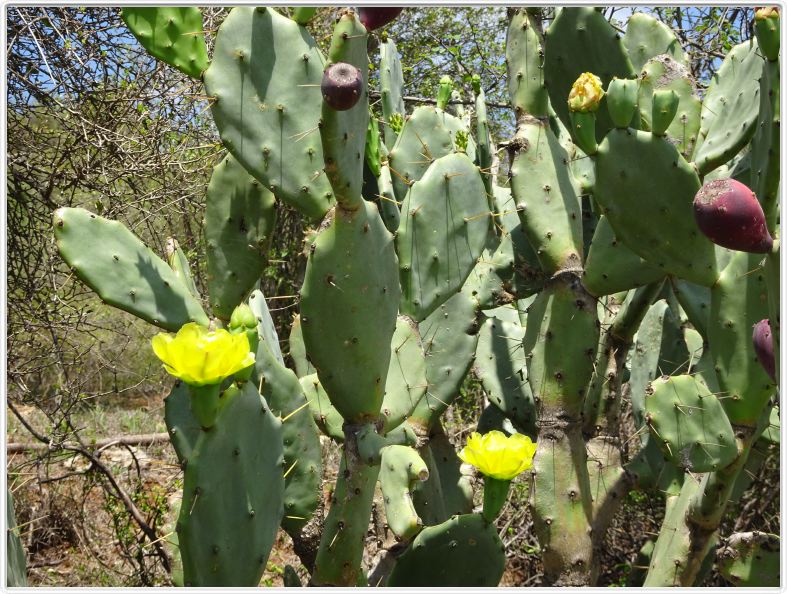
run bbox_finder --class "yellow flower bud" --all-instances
[755,6,779,20]
[151,322,255,386]
[458,431,537,480]
[568,72,604,113]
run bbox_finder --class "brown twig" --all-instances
[7,432,170,453]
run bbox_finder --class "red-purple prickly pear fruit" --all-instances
[752,319,776,382]
[693,179,773,253]
[321,62,363,111]
[358,7,403,31]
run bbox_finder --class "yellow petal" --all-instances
[459,430,538,480]
[150,322,254,386]
[151,333,174,367]
[568,72,604,113]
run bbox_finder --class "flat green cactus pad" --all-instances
[380,39,405,147]
[412,423,474,526]
[506,10,549,117]
[643,474,703,586]
[164,382,200,464]
[177,383,284,586]
[381,317,427,433]
[709,251,774,426]
[509,121,583,274]
[388,513,505,586]
[379,445,429,540]
[300,374,344,441]
[629,299,690,428]
[166,237,200,299]
[645,374,737,473]
[249,290,321,536]
[121,8,208,79]
[623,12,686,71]
[301,201,400,422]
[523,278,599,418]
[6,489,28,587]
[409,290,479,428]
[593,129,718,287]
[205,155,277,320]
[288,315,315,378]
[474,316,536,436]
[388,106,472,204]
[397,152,490,321]
[692,39,764,176]
[321,11,369,208]
[627,433,683,496]
[637,55,701,158]
[204,7,333,219]
[53,207,209,330]
[544,7,636,140]
[584,215,665,297]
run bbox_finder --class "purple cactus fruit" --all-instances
[752,319,776,381]
[358,7,403,31]
[321,62,363,111]
[693,178,773,253]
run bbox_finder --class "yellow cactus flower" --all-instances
[568,72,604,113]
[458,431,537,481]
[151,322,255,386]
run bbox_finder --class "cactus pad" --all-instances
[718,532,779,587]
[709,251,773,425]
[645,374,737,472]
[506,10,549,117]
[509,121,584,274]
[691,40,764,176]
[205,155,277,319]
[381,317,427,432]
[53,208,208,330]
[121,8,208,79]
[388,513,505,586]
[409,290,479,428]
[321,11,369,208]
[474,316,536,436]
[380,38,405,147]
[379,445,429,540]
[583,215,665,296]
[412,424,474,525]
[544,8,635,139]
[164,381,201,464]
[204,7,333,219]
[623,13,686,71]
[288,315,315,378]
[166,237,200,299]
[6,489,28,587]
[249,291,321,535]
[301,374,344,442]
[177,383,284,586]
[643,475,703,586]
[397,152,490,321]
[628,299,690,427]
[300,202,400,422]
[638,56,700,157]
[387,106,462,204]
[593,129,717,286]
[523,277,599,418]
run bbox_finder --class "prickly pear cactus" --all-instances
[53,5,779,588]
